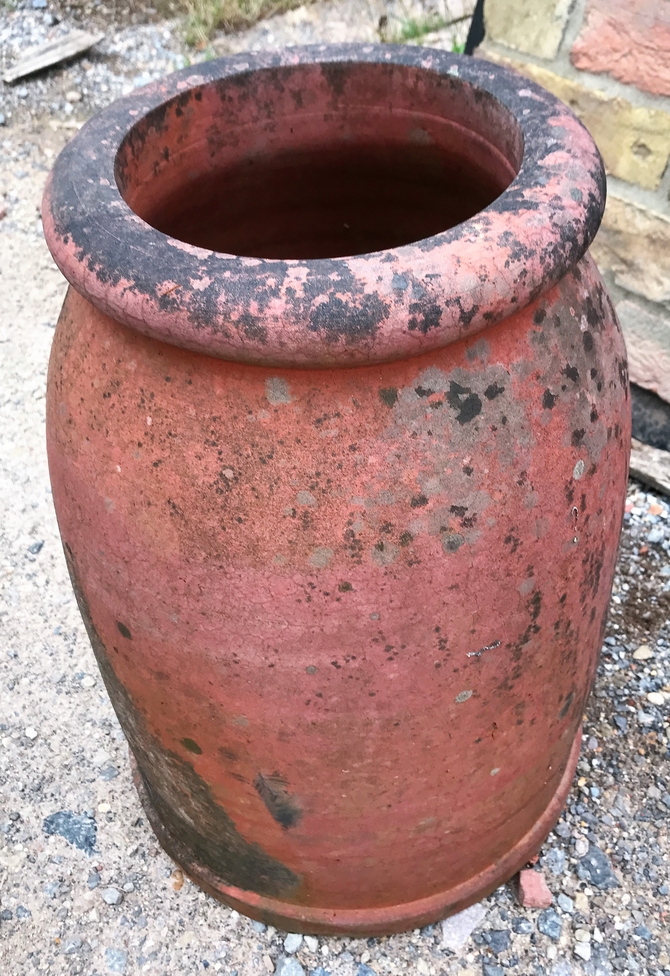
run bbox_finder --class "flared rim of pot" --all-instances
[42,44,606,368]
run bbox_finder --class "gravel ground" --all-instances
[0,0,472,128]
[1,2,669,974]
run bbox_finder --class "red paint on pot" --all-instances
[43,46,629,934]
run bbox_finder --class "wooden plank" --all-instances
[3,30,105,84]
[630,437,670,497]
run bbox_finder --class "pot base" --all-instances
[130,730,581,935]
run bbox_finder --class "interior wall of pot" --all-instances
[115,62,524,260]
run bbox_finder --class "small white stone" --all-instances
[574,893,589,914]
[81,675,96,688]
[303,936,318,952]
[647,692,665,706]
[65,91,82,103]
[92,749,111,768]
[97,803,111,813]
[102,887,123,905]
[633,645,653,661]
[575,928,591,942]
[547,945,558,960]
[284,933,303,954]
[574,836,589,856]
[25,727,38,739]
[574,943,592,962]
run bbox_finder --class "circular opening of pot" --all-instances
[116,62,523,261]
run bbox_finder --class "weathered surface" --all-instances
[571,0,670,99]
[629,438,670,497]
[2,29,104,84]
[43,46,605,368]
[476,50,670,192]
[483,0,572,61]
[44,46,629,933]
[615,300,670,403]
[589,196,670,309]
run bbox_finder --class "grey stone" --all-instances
[441,901,488,951]
[15,905,32,919]
[482,965,504,976]
[538,909,562,941]
[544,848,567,875]
[64,937,82,954]
[512,917,533,935]
[43,811,96,853]
[102,887,123,905]
[284,933,303,954]
[105,947,128,974]
[87,871,100,889]
[589,944,613,976]
[557,894,574,914]
[275,958,305,976]
[577,845,619,890]
[484,929,511,954]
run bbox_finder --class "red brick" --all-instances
[514,869,553,908]
[571,0,670,98]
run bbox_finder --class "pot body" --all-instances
[46,253,629,933]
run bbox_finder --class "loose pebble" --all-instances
[283,933,302,954]
[440,901,488,950]
[515,869,553,908]
[102,887,123,906]
[537,908,562,941]
[275,957,305,976]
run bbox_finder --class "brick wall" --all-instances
[477,0,670,403]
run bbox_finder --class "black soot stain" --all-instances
[447,381,482,424]
[378,387,398,407]
[254,772,303,829]
[181,738,203,755]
